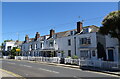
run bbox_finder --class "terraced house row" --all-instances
[21,21,119,63]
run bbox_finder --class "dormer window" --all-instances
[70,31,73,35]
[44,36,46,40]
[53,34,57,38]
[74,31,77,34]
[83,28,89,33]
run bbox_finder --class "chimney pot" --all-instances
[35,32,40,40]
[50,29,55,38]
[77,21,83,33]
[25,35,29,42]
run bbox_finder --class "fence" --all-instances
[80,60,119,70]
[65,58,80,65]
[15,56,60,63]
[3,56,10,59]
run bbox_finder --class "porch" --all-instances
[40,49,57,57]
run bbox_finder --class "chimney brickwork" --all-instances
[50,29,55,38]
[77,21,83,33]
[25,35,29,42]
[35,32,40,40]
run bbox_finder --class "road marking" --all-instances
[19,64,32,68]
[23,65,32,68]
[25,74,29,76]
[43,64,120,77]
[39,68,59,74]
[4,59,119,77]
[0,68,22,77]
[7,62,16,65]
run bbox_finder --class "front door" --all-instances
[108,49,114,61]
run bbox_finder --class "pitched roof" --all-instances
[27,25,99,41]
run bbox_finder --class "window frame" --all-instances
[68,39,71,46]
[68,50,71,57]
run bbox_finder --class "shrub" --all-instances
[72,55,78,59]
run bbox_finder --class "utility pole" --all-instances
[16,32,19,41]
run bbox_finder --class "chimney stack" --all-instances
[50,29,55,38]
[35,32,40,40]
[25,35,29,42]
[77,21,83,33]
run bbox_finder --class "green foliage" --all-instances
[2,51,5,56]
[66,56,71,58]
[10,47,20,58]
[99,11,120,62]
[50,52,54,57]
[60,51,64,54]
[97,42,106,61]
[99,11,120,40]
[60,51,65,58]
[72,55,78,59]
[4,39,13,42]
[1,43,4,49]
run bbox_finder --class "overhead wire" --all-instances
[2,16,104,41]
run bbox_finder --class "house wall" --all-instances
[3,42,15,51]
[55,32,98,60]
[96,33,106,60]
[21,32,100,61]
[105,35,119,62]
[56,35,75,58]
[76,32,98,60]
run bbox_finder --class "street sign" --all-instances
[16,49,21,52]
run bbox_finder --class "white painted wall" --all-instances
[3,42,16,51]
[106,35,118,47]
[105,35,119,62]
[21,32,98,60]
[56,35,75,58]
[76,33,97,59]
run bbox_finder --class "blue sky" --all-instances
[2,2,118,43]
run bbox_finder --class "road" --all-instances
[1,59,119,79]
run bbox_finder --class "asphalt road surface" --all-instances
[1,59,119,79]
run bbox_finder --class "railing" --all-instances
[65,58,119,70]
[65,58,80,65]
[15,56,60,63]
[15,56,22,60]
[80,60,119,70]
[3,56,10,59]
[34,57,60,63]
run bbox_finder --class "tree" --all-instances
[97,42,106,61]
[99,11,120,66]
[10,47,20,58]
